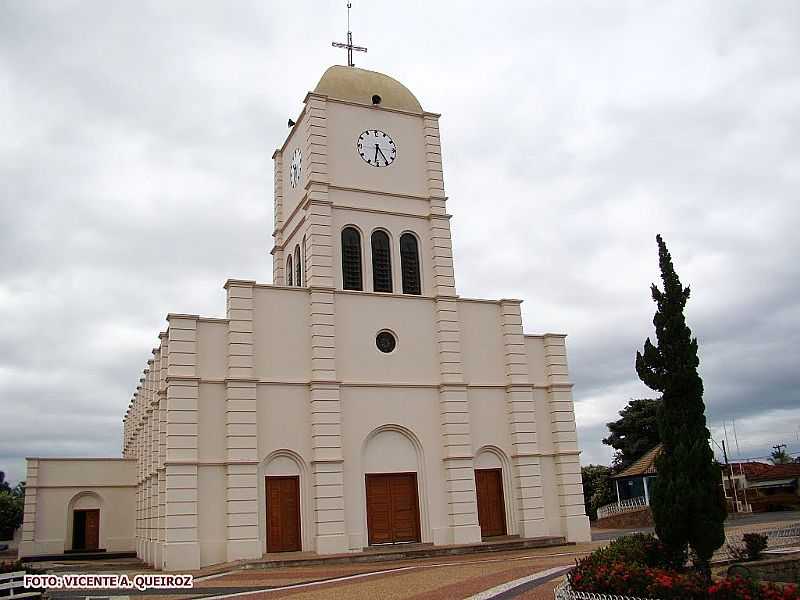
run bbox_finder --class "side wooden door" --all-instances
[265,476,301,552]
[84,509,100,550]
[72,509,100,550]
[475,469,507,538]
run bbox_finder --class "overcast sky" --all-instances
[1,1,799,484]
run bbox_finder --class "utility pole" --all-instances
[773,443,788,463]
[722,439,738,512]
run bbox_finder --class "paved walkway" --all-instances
[176,545,599,600]
[37,544,598,600]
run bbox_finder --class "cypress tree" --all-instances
[635,235,726,573]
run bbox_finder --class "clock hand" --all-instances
[374,144,380,165]
[376,146,388,164]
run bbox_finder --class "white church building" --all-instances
[19,65,591,571]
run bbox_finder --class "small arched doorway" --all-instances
[258,450,311,553]
[474,447,513,538]
[67,492,102,551]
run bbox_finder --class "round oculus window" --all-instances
[376,331,396,354]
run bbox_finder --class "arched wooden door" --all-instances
[265,476,301,552]
[475,469,507,538]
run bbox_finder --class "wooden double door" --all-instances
[72,509,100,551]
[475,469,507,538]
[265,476,301,552]
[365,473,421,545]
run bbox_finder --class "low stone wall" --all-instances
[594,507,654,530]
[728,555,800,584]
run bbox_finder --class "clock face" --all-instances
[357,130,397,167]
[289,148,302,188]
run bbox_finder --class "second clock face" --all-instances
[289,147,302,188]
[357,130,397,167]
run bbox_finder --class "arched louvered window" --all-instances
[371,230,392,293]
[294,245,302,287]
[341,227,363,291]
[400,233,421,295]
[286,255,293,286]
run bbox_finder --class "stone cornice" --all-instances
[303,91,429,118]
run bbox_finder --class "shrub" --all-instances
[708,577,798,600]
[729,532,769,562]
[0,559,42,575]
[569,534,800,599]
[584,533,687,570]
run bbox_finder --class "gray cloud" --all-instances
[1,1,799,482]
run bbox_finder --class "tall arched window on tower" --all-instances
[400,233,421,295]
[371,230,392,293]
[286,255,293,286]
[341,227,363,291]
[294,245,302,287]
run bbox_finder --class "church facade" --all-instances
[19,66,590,571]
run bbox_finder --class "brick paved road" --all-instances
[177,544,599,600]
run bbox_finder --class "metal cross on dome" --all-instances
[331,2,367,67]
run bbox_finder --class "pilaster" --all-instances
[306,190,334,289]
[424,114,457,298]
[157,332,168,569]
[500,300,546,538]
[134,384,144,558]
[19,458,39,556]
[272,150,286,285]
[434,297,481,544]
[145,363,156,564]
[304,96,333,290]
[309,288,347,554]
[149,357,160,566]
[543,334,591,542]
[163,314,201,571]
[422,113,480,544]
[223,280,260,562]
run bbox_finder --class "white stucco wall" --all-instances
[18,459,136,557]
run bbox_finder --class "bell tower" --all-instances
[271,66,457,299]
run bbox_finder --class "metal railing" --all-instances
[0,571,41,599]
[597,496,648,520]
[719,521,800,559]
[554,580,655,600]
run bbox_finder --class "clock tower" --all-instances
[272,65,452,298]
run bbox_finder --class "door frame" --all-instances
[264,475,302,553]
[71,508,100,551]
[475,468,508,538]
[365,472,422,546]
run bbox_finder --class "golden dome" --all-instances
[313,65,423,113]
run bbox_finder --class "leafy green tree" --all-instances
[603,398,662,470]
[0,491,23,540]
[635,235,726,575]
[581,465,617,520]
[0,471,10,494]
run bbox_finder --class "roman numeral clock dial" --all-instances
[357,130,396,167]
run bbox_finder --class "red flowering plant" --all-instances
[568,534,800,599]
[707,576,799,600]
